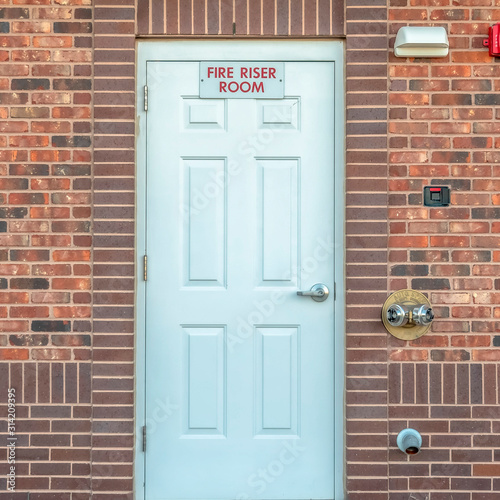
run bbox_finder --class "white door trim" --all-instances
[135,40,345,500]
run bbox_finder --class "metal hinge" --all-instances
[142,425,147,452]
[144,85,148,111]
[143,255,147,281]
[334,282,337,300]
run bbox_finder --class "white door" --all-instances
[145,54,337,500]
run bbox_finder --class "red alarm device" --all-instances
[483,23,500,57]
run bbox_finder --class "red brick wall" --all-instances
[388,1,500,497]
[1,0,499,498]
[0,1,93,496]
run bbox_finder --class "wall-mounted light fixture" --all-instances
[394,26,449,58]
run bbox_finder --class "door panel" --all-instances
[145,60,335,500]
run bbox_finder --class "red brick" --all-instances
[452,50,492,63]
[10,250,50,262]
[12,49,51,62]
[33,264,71,276]
[452,193,490,206]
[33,35,73,48]
[432,292,470,304]
[32,292,70,304]
[54,306,91,318]
[472,236,500,248]
[473,464,500,476]
[452,306,491,318]
[431,122,471,134]
[9,192,49,205]
[0,348,29,360]
[450,222,489,233]
[408,222,448,234]
[451,335,491,347]
[12,21,51,33]
[32,348,71,360]
[389,349,428,361]
[52,278,91,290]
[0,234,29,246]
[30,150,71,162]
[9,135,50,147]
[52,106,91,119]
[11,306,49,318]
[30,207,70,219]
[0,263,30,275]
[430,236,469,247]
[0,35,30,47]
[389,8,428,20]
[473,264,500,276]
[472,349,500,361]
[32,235,72,247]
[390,93,430,106]
[31,178,71,190]
[31,120,71,133]
[450,165,491,178]
[389,122,428,134]
[455,278,493,290]
[473,292,500,304]
[33,7,73,19]
[389,208,428,220]
[389,235,428,247]
[53,250,91,261]
[454,107,493,120]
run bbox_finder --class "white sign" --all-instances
[200,62,284,99]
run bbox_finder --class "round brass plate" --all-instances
[381,289,432,340]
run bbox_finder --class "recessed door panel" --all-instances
[257,159,298,286]
[182,326,226,436]
[254,326,299,437]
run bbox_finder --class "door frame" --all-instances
[135,40,346,500]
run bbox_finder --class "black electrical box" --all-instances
[423,186,450,207]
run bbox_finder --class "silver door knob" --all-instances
[297,283,329,302]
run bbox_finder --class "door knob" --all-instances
[297,283,329,302]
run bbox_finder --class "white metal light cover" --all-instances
[394,26,449,58]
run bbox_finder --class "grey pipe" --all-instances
[397,428,422,455]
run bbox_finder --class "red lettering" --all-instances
[269,68,276,79]
[240,67,248,78]
[209,67,234,78]
[261,68,268,78]
[252,81,264,93]
[219,80,265,93]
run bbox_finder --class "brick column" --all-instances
[345,0,390,498]
[91,1,136,498]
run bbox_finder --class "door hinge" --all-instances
[144,85,148,111]
[334,282,337,301]
[142,425,147,452]
[143,255,148,281]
